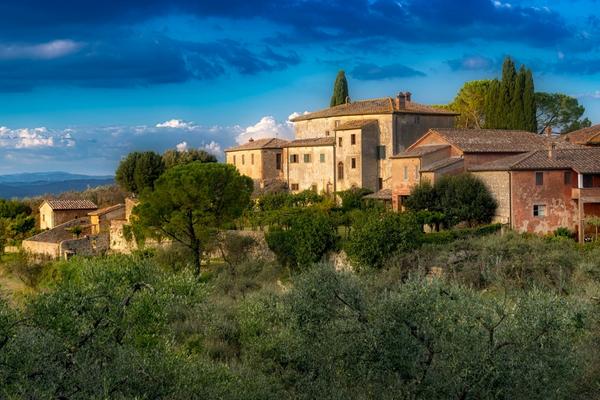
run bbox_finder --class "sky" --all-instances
[0,0,600,175]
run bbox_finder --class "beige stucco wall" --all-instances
[91,206,126,234]
[40,203,96,230]
[39,202,54,230]
[472,171,511,224]
[226,148,283,187]
[22,240,60,258]
[284,145,335,193]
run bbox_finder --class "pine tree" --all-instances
[523,68,537,132]
[330,70,349,107]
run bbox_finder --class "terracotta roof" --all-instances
[421,157,463,172]
[334,119,378,131]
[429,128,580,153]
[470,148,600,174]
[43,199,98,210]
[225,138,289,152]
[364,188,392,200]
[286,137,336,148]
[88,203,124,216]
[563,125,600,146]
[391,144,450,159]
[290,97,458,122]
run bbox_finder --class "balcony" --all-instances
[572,187,600,202]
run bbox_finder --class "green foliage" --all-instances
[345,210,423,269]
[536,92,592,134]
[337,187,373,211]
[406,174,497,228]
[554,227,575,239]
[446,80,491,128]
[266,210,337,269]
[0,199,31,218]
[115,151,165,194]
[67,225,83,238]
[133,162,253,276]
[420,223,502,245]
[162,148,217,169]
[330,70,349,107]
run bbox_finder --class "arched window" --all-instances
[337,162,344,180]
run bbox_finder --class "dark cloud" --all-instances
[351,63,425,80]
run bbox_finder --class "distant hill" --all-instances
[0,172,115,198]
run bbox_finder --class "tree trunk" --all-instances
[192,240,202,277]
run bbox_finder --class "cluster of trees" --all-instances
[115,148,217,194]
[0,199,35,254]
[446,57,591,134]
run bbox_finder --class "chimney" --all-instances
[548,142,557,160]
[396,92,409,109]
[545,126,552,137]
[249,137,254,142]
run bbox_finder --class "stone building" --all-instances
[389,128,580,211]
[471,147,600,241]
[39,199,98,230]
[89,204,125,234]
[225,92,457,194]
[563,124,600,146]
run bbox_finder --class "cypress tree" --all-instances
[499,58,517,129]
[509,66,526,129]
[330,70,349,107]
[523,68,537,132]
[484,79,501,128]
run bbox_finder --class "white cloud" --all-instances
[236,115,295,144]
[176,141,188,152]
[204,141,222,156]
[156,119,195,129]
[0,126,61,148]
[575,91,600,99]
[0,40,82,60]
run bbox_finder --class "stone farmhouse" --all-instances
[39,199,98,230]
[226,92,458,193]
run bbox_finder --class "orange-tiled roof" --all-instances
[290,97,458,122]
[286,137,336,147]
[43,199,98,210]
[225,138,289,152]
[563,125,600,146]
[88,203,124,216]
[334,119,378,131]
[421,157,463,172]
[391,144,450,159]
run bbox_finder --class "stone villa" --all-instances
[39,199,98,230]
[226,92,458,193]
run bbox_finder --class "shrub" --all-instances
[345,211,423,269]
[337,187,373,211]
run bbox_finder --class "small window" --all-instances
[335,120,340,128]
[320,153,325,163]
[403,166,408,181]
[535,172,543,186]
[290,154,299,163]
[276,153,282,170]
[304,154,311,163]
[242,154,245,165]
[337,162,344,180]
[338,137,343,147]
[583,174,593,188]
[376,145,386,160]
[414,115,421,124]
[415,165,419,180]
[564,171,572,185]
[233,155,236,165]
[311,184,317,192]
[378,178,383,190]
[533,204,546,217]
[291,183,299,191]
[251,154,255,165]
[351,134,356,145]
[325,130,330,136]
[351,158,356,169]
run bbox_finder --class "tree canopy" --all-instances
[115,151,165,195]
[162,148,217,169]
[330,70,349,107]
[536,92,592,134]
[132,162,253,275]
[447,80,491,128]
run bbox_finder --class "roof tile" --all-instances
[44,199,98,210]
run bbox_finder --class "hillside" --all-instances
[0,172,114,198]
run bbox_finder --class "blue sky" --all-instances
[0,0,599,175]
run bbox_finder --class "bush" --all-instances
[337,187,373,211]
[345,210,423,269]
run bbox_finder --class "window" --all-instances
[378,178,383,190]
[233,155,236,165]
[251,154,255,165]
[564,171,572,185]
[291,183,299,191]
[415,165,419,180]
[337,162,344,180]
[290,154,299,163]
[311,184,318,192]
[304,154,311,163]
[242,154,245,165]
[535,171,543,186]
[320,153,325,163]
[376,145,386,160]
[335,120,340,128]
[338,137,343,147]
[351,158,356,169]
[403,166,408,181]
[351,134,356,145]
[276,153,282,170]
[414,115,421,124]
[533,204,546,217]
[325,130,330,136]
[583,174,593,188]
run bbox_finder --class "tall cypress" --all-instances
[509,66,526,129]
[523,68,537,132]
[330,70,349,107]
[484,79,501,128]
[499,58,517,129]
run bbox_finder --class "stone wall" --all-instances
[22,240,60,259]
[284,145,335,193]
[472,171,511,224]
[393,114,455,154]
[60,233,110,259]
[227,148,284,186]
[109,219,138,254]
